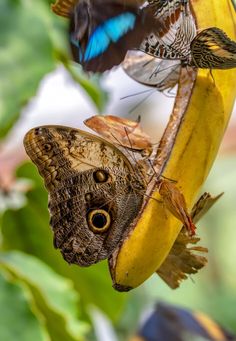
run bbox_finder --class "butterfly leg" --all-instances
[209,69,216,86]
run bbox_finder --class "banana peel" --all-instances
[109,0,236,291]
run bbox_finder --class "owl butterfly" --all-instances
[52,0,163,72]
[140,0,236,68]
[24,125,147,266]
[24,124,217,288]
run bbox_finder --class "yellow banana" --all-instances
[109,0,236,291]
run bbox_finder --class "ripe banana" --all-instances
[109,0,236,291]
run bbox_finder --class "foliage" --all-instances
[0,162,129,339]
[0,251,88,341]
[0,0,236,340]
[1,155,236,340]
[0,0,107,139]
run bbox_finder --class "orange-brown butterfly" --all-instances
[24,125,147,266]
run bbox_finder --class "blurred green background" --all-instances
[0,1,236,340]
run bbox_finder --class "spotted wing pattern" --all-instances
[24,126,145,266]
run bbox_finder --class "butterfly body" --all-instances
[24,126,145,266]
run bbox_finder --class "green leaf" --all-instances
[1,162,128,321]
[0,251,88,341]
[0,0,107,139]
[0,0,56,138]
[0,269,49,341]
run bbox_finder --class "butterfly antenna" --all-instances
[128,91,155,114]
[120,88,154,100]
[134,189,162,204]
[109,130,149,187]
[151,61,180,77]
[123,126,149,186]
[124,126,136,160]
[109,131,139,174]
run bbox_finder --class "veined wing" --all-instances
[140,0,196,60]
[123,50,181,90]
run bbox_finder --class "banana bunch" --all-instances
[109,0,236,290]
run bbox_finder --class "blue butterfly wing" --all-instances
[104,12,136,42]
[69,1,159,72]
[83,13,136,61]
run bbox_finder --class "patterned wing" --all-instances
[140,0,196,60]
[123,50,181,90]
[190,27,236,69]
[69,0,161,72]
[24,126,144,266]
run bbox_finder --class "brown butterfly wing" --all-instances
[140,0,196,60]
[24,126,144,266]
[190,27,236,69]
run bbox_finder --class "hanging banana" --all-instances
[109,0,236,291]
